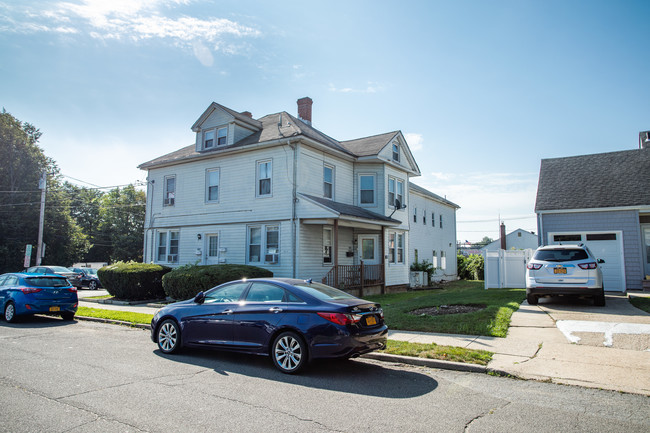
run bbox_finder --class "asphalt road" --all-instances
[1,317,648,433]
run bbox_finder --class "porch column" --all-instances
[334,219,339,285]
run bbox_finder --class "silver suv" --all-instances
[526,244,605,306]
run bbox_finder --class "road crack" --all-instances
[464,401,512,432]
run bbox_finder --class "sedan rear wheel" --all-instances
[272,331,306,374]
[157,319,181,354]
[4,302,17,323]
[88,280,98,290]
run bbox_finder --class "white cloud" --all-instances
[404,133,424,151]
[192,40,213,66]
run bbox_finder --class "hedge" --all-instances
[457,254,484,280]
[162,264,273,300]
[98,261,171,300]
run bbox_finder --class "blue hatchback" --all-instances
[151,278,388,373]
[0,273,78,322]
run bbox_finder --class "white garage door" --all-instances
[549,232,625,292]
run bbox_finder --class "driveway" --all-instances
[488,293,650,395]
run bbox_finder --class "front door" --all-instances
[205,234,219,265]
[358,235,380,265]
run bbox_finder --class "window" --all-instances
[164,175,175,206]
[441,251,446,270]
[397,233,404,263]
[518,232,522,237]
[388,233,396,263]
[204,130,215,149]
[157,230,179,263]
[397,180,404,207]
[388,177,395,206]
[423,210,426,225]
[206,168,219,202]
[257,160,272,197]
[245,282,286,302]
[413,207,417,223]
[432,250,438,268]
[208,234,219,258]
[414,249,419,263]
[217,127,227,146]
[323,165,333,199]
[359,175,375,205]
[388,177,404,208]
[323,227,332,264]
[586,233,617,241]
[204,282,249,303]
[392,143,400,162]
[439,214,443,229]
[361,238,375,261]
[432,212,435,227]
[248,225,280,264]
[553,234,582,242]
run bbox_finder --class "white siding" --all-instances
[298,224,355,281]
[297,146,354,203]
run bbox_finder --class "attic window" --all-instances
[204,130,215,149]
[217,127,227,146]
[392,143,400,162]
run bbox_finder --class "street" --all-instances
[1,318,648,433]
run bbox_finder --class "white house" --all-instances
[480,227,538,252]
[138,98,459,294]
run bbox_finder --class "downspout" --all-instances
[291,141,298,278]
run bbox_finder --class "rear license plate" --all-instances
[49,306,60,312]
[365,316,377,326]
[554,268,567,274]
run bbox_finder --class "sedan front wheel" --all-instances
[271,331,306,374]
[157,319,181,354]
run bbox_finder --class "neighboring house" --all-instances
[534,142,650,292]
[138,98,459,293]
[408,182,459,281]
[480,228,538,252]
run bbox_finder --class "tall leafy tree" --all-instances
[98,185,146,262]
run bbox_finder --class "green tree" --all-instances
[99,185,146,262]
[63,183,109,262]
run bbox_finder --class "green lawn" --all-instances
[76,307,154,325]
[366,280,525,337]
[382,340,493,365]
[629,296,650,314]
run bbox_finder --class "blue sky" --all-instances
[1,0,649,242]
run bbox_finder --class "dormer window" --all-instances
[203,126,228,150]
[204,130,215,149]
[217,127,227,146]
[392,143,400,162]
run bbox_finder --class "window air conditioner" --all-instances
[167,254,178,263]
[164,198,175,206]
[264,253,278,264]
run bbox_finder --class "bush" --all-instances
[162,264,273,300]
[98,261,171,300]
[457,254,484,280]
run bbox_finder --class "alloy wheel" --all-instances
[158,320,179,353]
[273,333,304,373]
[4,303,15,323]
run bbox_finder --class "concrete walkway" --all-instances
[77,289,650,395]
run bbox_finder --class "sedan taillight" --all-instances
[19,287,42,294]
[527,263,542,270]
[67,287,77,292]
[317,312,362,326]
[578,262,597,270]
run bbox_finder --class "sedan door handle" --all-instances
[269,307,283,313]
[223,309,234,314]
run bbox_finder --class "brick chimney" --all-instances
[240,111,253,118]
[500,222,507,250]
[297,97,313,125]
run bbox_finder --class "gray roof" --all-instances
[535,148,650,212]
[300,194,401,224]
[339,131,399,157]
[408,182,460,209]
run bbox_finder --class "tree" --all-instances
[0,110,90,272]
[98,185,146,262]
[473,236,494,248]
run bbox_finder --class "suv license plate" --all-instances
[554,268,567,274]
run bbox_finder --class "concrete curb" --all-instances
[75,315,151,330]
[361,352,487,373]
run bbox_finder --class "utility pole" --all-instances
[35,172,46,266]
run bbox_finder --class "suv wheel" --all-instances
[594,288,606,307]
[526,294,538,305]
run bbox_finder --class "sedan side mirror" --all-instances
[194,291,206,304]
[597,259,605,264]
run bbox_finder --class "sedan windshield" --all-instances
[25,277,70,287]
[533,249,589,262]
[49,266,74,273]
[293,282,356,300]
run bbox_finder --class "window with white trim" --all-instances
[247,225,280,264]
[392,143,400,162]
[217,127,227,146]
[388,177,395,206]
[397,233,404,263]
[257,160,272,197]
[413,207,417,223]
[388,233,395,263]
[432,212,435,227]
[164,175,175,206]
[441,250,447,270]
[397,179,404,207]
[423,210,426,225]
[359,174,375,205]
[432,250,438,268]
[206,168,219,202]
[388,177,405,208]
[440,214,443,229]
[323,164,334,199]
[323,227,332,264]
[203,129,215,149]
[157,230,179,263]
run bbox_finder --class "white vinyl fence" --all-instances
[484,249,533,289]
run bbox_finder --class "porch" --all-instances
[322,262,385,296]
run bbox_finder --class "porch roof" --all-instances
[299,194,401,226]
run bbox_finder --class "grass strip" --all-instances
[76,306,153,325]
[83,295,113,300]
[382,339,493,365]
[629,296,650,314]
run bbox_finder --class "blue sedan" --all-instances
[0,273,78,322]
[151,278,388,373]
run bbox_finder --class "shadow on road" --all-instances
[153,347,438,399]
[0,314,77,328]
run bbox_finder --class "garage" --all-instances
[548,231,625,292]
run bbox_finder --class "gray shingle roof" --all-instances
[339,131,399,157]
[535,148,650,211]
[300,194,401,224]
[409,182,460,209]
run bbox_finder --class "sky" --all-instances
[1,0,649,243]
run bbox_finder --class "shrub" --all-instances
[98,261,171,300]
[162,264,273,300]
[457,254,484,280]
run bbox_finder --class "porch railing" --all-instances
[322,262,384,293]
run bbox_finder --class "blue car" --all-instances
[151,278,388,373]
[0,273,78,322]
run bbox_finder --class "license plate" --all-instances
[49,306,60,312]
[365,315,377,326]
[554,268,567,274]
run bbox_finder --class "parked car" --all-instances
[526,244,605,306]
[151,278,388,373]
[70,268,102,290]
[0,273,78,322]
[26,266,78,283]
